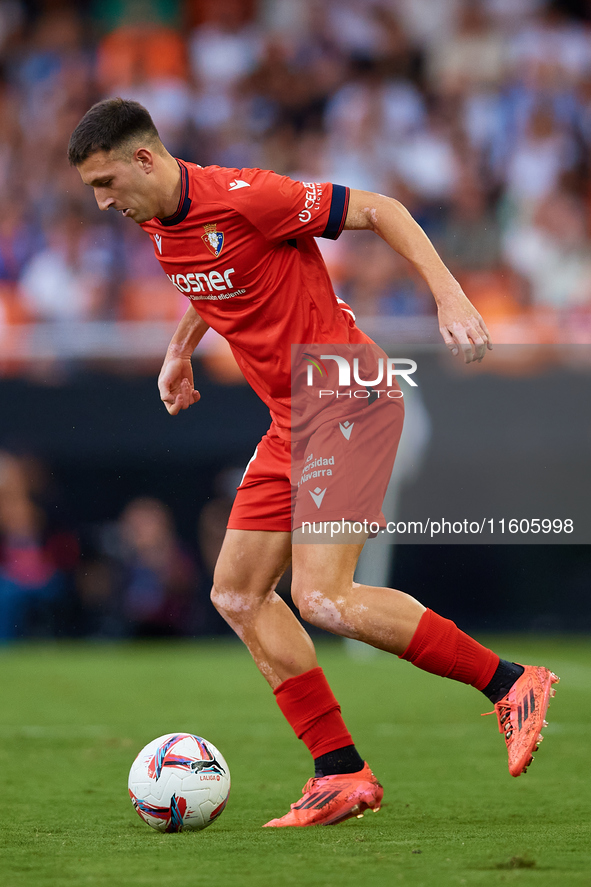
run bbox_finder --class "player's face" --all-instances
[77,149,160,224]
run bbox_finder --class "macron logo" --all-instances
[228,179,250,191]
[154,234,163,254]
[309,487,327,509]
[339,421,354,440]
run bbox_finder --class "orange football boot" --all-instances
[263,762,383,827]
[483,665,559,776]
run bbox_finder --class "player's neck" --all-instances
[156,153,183,219]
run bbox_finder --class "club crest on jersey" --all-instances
[202,223,224,258]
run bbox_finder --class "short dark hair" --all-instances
[67,98,161,166]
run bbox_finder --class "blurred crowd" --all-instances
[0,448,247,641]
[2,0,591,369]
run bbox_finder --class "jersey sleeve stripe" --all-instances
[321,184,350,240]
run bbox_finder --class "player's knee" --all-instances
[292,581,349,634]
[210,577,245,621]
[210,581,223,613]
[290,576,309,617]
[210,571,262,625]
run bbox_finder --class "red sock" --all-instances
[274,667,354,758]
[400,609,499,691]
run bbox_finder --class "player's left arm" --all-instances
[344,189,492,363]
[158,307,209,415]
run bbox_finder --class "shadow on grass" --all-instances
[494,855,536,869]
[475,855,561,872]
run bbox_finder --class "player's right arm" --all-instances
[344,189,492,363]
[158,307,209,415]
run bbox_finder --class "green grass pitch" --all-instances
[0,636,590,887]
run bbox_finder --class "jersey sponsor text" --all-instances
[167,268,236,294]
[299,182,323,223]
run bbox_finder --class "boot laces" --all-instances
[481,700,516,742]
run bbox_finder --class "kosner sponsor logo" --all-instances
[168,268,235,293]
[167,268,239,300]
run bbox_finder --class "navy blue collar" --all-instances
[158,160,191,227]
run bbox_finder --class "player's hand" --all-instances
[158,356,201,415]
[437,289,493,364]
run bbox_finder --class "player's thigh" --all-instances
[227,425,293,534]
[212,528,292,604]
[290,541,365,612]
[293,396,402,537]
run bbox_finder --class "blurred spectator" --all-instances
[502,189,591,310]
[18,208,113,321]
[504,103,577,203]
[0,451,78,641]
[427,4,507,92]
[440,175,501,272]
[189,0,261,90]
[508,3,591,85]
[0,198,43,282]
[385,107,459,205]
[97,497,199,638]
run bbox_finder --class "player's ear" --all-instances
[134,147,155,174]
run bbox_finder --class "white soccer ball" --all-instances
[128,733,231,832]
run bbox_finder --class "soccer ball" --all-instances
[128,733,231,832]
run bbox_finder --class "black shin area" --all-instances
[314,744,365,777]
[482,659,525,704]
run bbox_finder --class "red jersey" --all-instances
[141,161,373,437]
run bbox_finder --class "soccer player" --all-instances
[69,99,558,827]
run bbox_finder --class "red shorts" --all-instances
[227,395,404,533]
